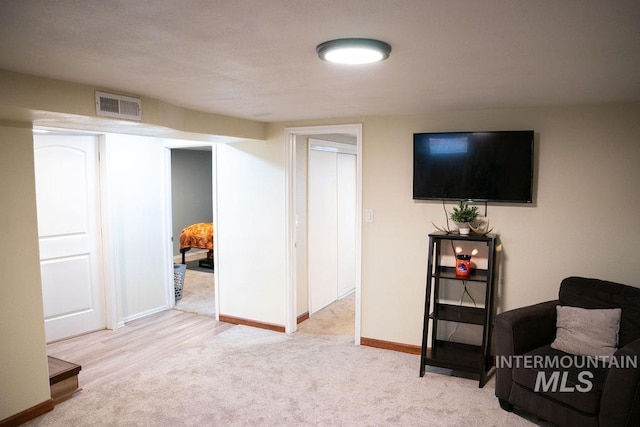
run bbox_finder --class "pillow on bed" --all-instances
[551,305,621,356]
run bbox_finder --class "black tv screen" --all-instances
[413,130,534,203]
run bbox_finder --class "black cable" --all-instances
[449,241,477,307]
[449,235,477,307]
[462,281,477,307]
[448,280,477,340]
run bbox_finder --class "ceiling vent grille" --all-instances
[95,91,142,120]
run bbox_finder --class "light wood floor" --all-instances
[47,294,354,393]
[46,309,234,391]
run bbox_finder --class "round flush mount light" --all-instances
[316,38,392,65]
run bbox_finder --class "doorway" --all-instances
[167,144,218,318]
[284,124,362,341]
[307,138,357,315]
[35,132,208,342]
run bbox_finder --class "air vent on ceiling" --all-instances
[95,91,142,120]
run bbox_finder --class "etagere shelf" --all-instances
[420,232,499,388]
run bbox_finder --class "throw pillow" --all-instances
[551,305,621,356]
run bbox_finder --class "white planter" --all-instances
[456,222,471,235]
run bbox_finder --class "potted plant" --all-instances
[449,201,479,235]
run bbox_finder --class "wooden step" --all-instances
[48,356,82,404]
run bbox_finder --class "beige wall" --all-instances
[216,141,287,325]
[0,69,266,142]
[0,123,51,420]
[274,102,640,346]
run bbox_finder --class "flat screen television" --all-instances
[413,130,534,203]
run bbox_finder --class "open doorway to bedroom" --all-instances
[170,147,216,317]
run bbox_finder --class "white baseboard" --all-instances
[122,305,169,324]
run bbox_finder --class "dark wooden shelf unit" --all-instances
[435,266,488,282]
[426,340,483,372]
[431,303,485,325]
[420,232,499,388]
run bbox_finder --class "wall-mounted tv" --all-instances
[413,130,534,203]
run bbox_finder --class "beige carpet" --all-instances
[27,323,543,426]
[174,268,215,317]
[295,292,355,343]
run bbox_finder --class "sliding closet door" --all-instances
[307,145,356,315]
[336,152,356,297]
[307,149,338,314]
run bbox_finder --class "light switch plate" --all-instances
[364,209,374,223]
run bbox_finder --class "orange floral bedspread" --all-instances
[179,223,214,250]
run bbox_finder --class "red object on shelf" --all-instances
[456,255,471,278]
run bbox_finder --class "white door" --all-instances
[336,152,356,297]
[308,148,339,314]
[307,143,357,314]
[34,135,106,342]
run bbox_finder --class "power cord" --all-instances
[447,281,478,340]
[462,281,477,307]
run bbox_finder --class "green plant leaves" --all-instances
[449,201,479,223]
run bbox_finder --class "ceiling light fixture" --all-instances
[316,38,391,65]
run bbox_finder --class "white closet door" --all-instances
[337,152,356,297]
[34,135,106,342]
[307,149,338,314]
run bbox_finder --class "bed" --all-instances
[179,222,214,269]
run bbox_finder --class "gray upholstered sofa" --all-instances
[494,276,640,426]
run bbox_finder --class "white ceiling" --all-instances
[1,1,639,123]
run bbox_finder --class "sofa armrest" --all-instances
[495,299,559,356]
[494,300,558,401]
[599,338,640,427]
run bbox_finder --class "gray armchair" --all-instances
[494,276,640,426]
